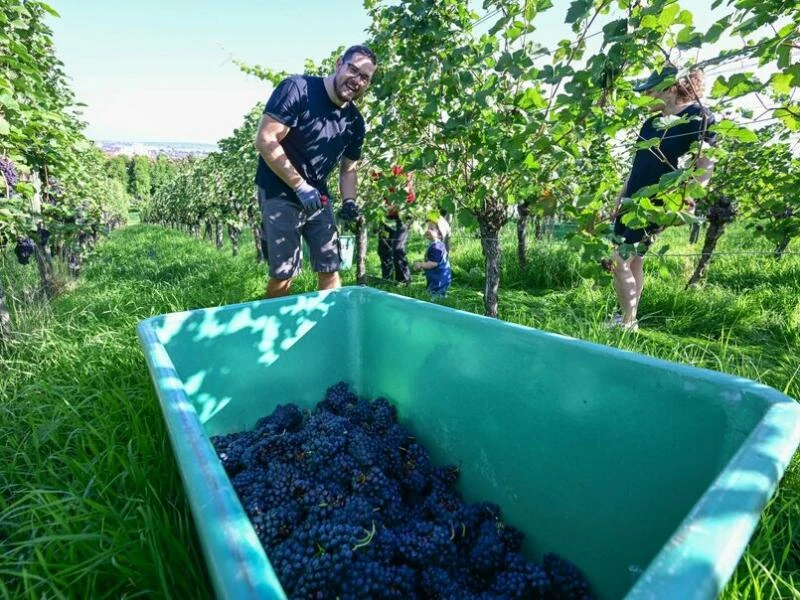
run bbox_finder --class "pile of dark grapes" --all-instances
[0,156,18,196]
[212,382,594,599]
[14,237,35,265]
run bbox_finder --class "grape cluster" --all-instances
[0,156,18,196]
[14,238,35,265]
[338,198,360,222]
[212,382,594,599]
[45,176,63,204]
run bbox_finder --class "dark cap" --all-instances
[633,66,679,92]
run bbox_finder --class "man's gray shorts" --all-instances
[258,187,341,279]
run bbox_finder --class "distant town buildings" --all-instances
[96,140,217,159]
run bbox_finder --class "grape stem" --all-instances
[352,520,376,551]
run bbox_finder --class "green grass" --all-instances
[1,222,798,599]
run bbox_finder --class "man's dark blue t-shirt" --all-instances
[255,75,365,199]
[625,103,716,198]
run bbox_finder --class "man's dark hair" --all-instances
[342,45,377,65]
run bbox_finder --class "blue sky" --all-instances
[49,1,731,145]
[49,0,373,144]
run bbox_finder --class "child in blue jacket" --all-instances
[413,215,451,298]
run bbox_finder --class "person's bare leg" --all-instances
[317,271,340,291]
[266,277,292,298]
[612,251,638,325]
[629,255,644,323]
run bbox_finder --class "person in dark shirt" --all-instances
[611,66,716,330]
[377,207,411,284]
[254,45,376,298]
[375,167,414,284]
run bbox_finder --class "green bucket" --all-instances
[338,234,355,270]
[301,234,355,270]
[137,287,800,600]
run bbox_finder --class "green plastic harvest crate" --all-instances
[136,286,800,600]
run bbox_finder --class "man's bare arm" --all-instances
[255,115,304,190]
[339,157,358,199]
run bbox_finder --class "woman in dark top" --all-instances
[611,67,715,330]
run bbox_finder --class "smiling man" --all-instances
[254,45,377,298]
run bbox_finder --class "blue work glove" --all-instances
[338,197,360,221]
[294,181,323,213]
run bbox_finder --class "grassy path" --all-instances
[1,224,797,598]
